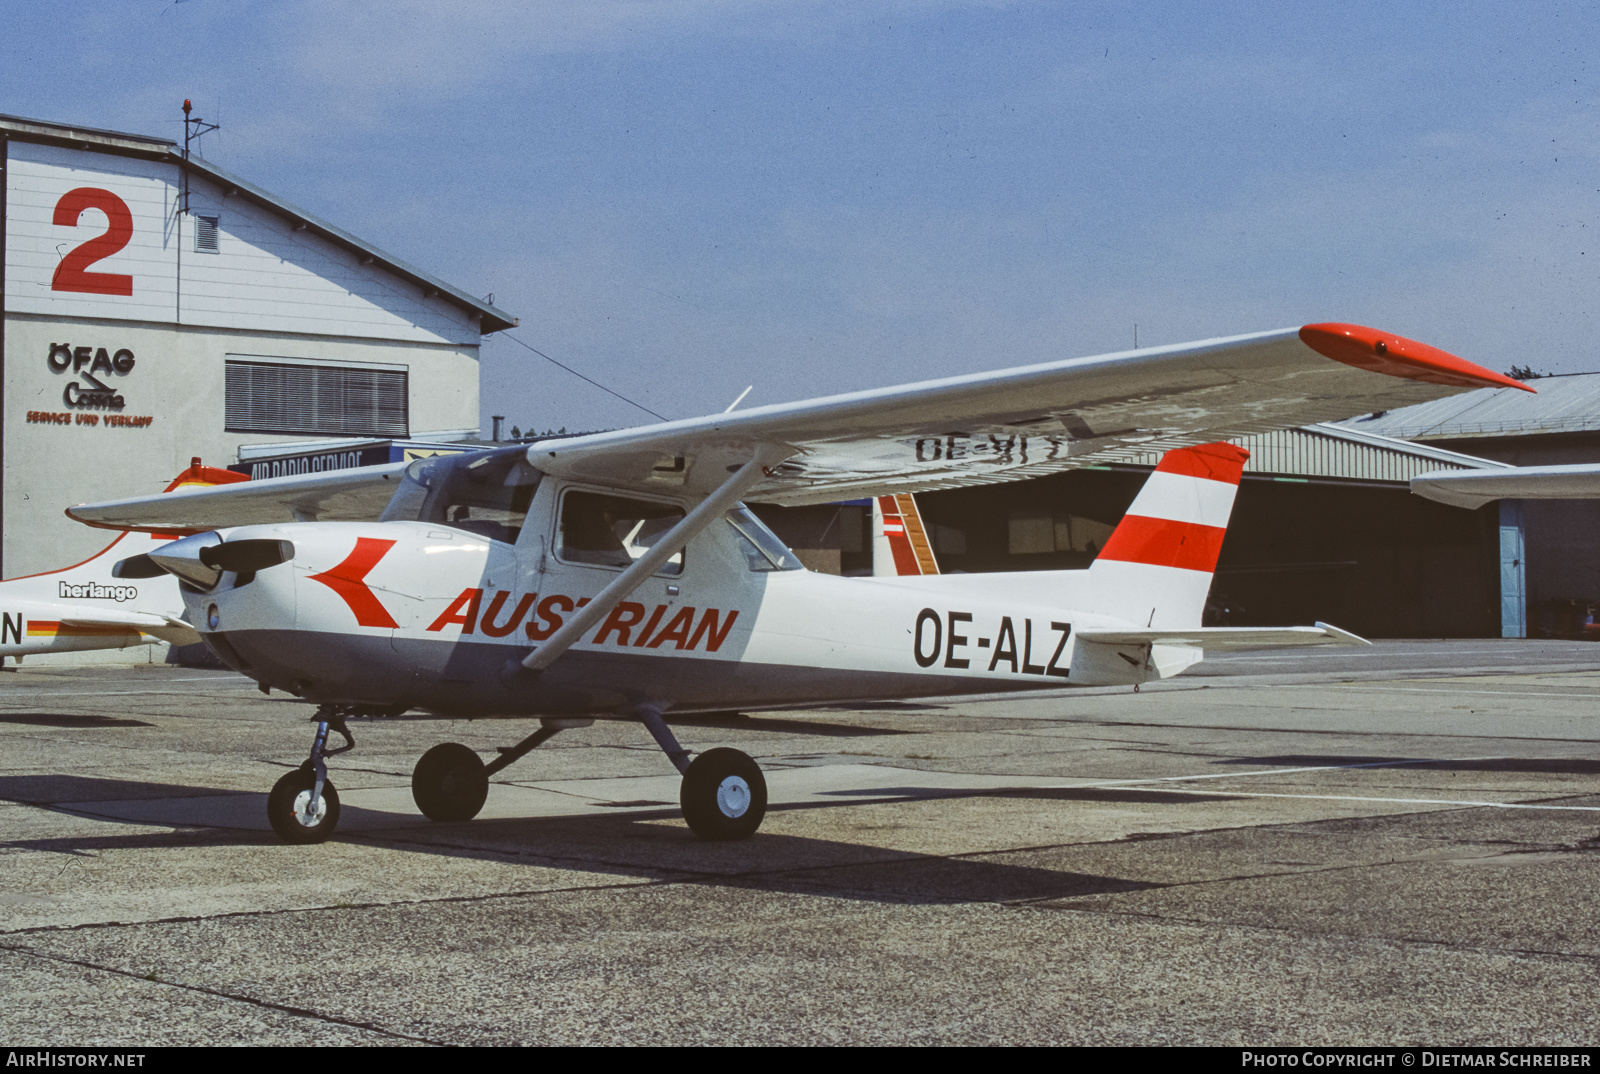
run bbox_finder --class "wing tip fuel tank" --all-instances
[1298,323,1533,393]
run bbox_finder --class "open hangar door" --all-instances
[907,466,1500,639]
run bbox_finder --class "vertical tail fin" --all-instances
[1086,442,1248,628]
[872,494,940,576]
[163,459,250,495]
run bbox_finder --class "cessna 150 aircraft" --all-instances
[0,463,242,663]
[68,323,1527,845]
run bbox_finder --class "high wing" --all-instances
[526,322,1525,504]
[69,462,408,534]
[1410,463,1600,509]
[68,322,1523,530]
[1077,622,1369,652]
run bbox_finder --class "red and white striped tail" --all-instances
[872,494,940,577]
[1087,442,1248,628]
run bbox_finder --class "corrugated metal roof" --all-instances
[1335,373,1600,441]
[0,112,519,334]
[1122,423,1507,483]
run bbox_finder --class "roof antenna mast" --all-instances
[180,99,218,216]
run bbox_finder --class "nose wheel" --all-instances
[267,768,341,844]
[266,709,354,845]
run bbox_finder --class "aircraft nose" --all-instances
[125,533,296,591]
[144,531,225,589]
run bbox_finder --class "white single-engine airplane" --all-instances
[69,323,1525,845]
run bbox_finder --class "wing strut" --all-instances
[513,443,793,675]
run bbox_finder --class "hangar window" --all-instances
[194,215,220,253]
[225,358,408,437]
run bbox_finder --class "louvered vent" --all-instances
[225,360,408,437]
[194,215,220,253]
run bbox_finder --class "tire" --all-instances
[680,747,767,840]
[412,742,489,822]
[267,768,341,845]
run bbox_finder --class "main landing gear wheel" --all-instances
[680,748,767,841]
[267,768,341,845]
[412,743,489,822]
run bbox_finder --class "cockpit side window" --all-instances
[378,447,542,545]
[725,507,804,572]
[556,490,685,575]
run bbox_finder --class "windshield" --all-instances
[378,447,542,544]
[725,507,804,572]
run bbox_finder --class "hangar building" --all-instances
[1342,375,1600,638]
[0,112,516,579]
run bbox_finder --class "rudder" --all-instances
[1086,442,1248,628]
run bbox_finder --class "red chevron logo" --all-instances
[308,538,399,628]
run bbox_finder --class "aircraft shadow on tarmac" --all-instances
[0,713,155,728]
[0,773,243,804]
[658,713,913,737]
[1220,754,1600,776]
[0,772,1182,904]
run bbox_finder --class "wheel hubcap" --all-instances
[292,789,327,827]
[716,775,751,818]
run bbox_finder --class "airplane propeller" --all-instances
[118,533,295,590]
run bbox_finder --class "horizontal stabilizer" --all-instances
[1411,464,1600,508]
[58,609,201,647]
[1076,621,1369,652]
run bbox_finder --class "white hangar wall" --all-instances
[2,119,511,581]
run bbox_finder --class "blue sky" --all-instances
[4,1,1598,434]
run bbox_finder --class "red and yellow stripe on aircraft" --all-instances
[24,620,143,639]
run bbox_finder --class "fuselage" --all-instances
[183,496,1165,718]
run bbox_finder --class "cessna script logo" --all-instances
[308,538,741,652]
[48,343,135,410]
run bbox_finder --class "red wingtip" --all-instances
[1299,323,1535,393]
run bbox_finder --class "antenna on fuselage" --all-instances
[723,386,753,413]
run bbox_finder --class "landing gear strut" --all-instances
[408,710,768,840]
[266,710,354,844]
[638,706,767,840]
[410,719,582,823]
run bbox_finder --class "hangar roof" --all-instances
[1335,373,1600,442]
[0,112,519,334]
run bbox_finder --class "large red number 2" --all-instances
[51,187,134,296]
